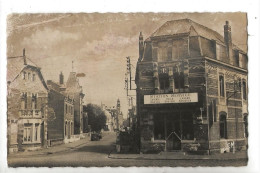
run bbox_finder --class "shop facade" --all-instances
[135,19,248,154]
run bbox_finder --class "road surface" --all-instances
[8,132,247,167]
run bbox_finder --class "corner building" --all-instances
[135,19,248,154]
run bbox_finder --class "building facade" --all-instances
[66,72,85,134]
[47,73,74,145]
[7,49,48,152]
[135,19,248,154]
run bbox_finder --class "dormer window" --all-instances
[28,73,31,80]
[32,74,36,81]
[23,72,27,80]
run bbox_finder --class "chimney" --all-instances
[59,71,64,85]
[224,21,232,60]
[139,32,144,61]
[23,48,27,65]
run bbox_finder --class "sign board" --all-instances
[144,93,198,104]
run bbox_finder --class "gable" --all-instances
[9,66,48,94]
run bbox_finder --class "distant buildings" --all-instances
[102,99,124,131]
[7,49,48,152]
[135,19,248,154]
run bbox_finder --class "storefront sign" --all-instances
[144,93,198,104]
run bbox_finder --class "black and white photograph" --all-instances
[0,0,260,172]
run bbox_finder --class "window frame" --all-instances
[219,114,227,139]
[219,74,225,97]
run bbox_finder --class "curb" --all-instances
[108,150,248,161]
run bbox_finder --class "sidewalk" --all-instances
[8,136,91,158]
[108,150,248,160]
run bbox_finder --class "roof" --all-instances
[149,18,245,53]
[7,56,48,90]
[66,72,83,94]
[7,56,38,82]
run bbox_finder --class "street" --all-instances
[8,132,247,167]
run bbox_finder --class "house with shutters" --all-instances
[7,49,48,152]
[135,19,248,154]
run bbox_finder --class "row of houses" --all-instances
[7,50,85,153]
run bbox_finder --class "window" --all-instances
[23,72,27,80]
[219,114,227,139]
[32,74,36,81]
[28,72,31,80]
[154,114,165,140]
[243,81,247,100]
[158,47,168,62]
[243,115,248,138]
[159,73,170,91]
[174,72,184,90]
[65,122,67,136]
[21,93,27,109]
[65,104,68,114]
[35,124,39,141]
[32,94,37,109]
[23,125,32,142]
[219,75,225,97]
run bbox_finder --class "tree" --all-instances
[85,104,107,132]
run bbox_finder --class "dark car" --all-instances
[91,131,102,141]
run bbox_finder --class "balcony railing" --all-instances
[19,109,42,118]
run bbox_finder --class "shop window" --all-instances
[154,114,165,140]
[23,125,32,142]
[182,121,194,140]
[159,73,170,91]
[243,81,247,100]
[219,114,227,139]
[219,75,225,97]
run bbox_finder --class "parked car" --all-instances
[91,131,102,141]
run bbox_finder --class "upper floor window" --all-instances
[158,47,168,62]
[219,75,225,97]
[174,72,184,90]
[242,80,247,100]
[23,72,27,80]
[159,73,170,91]
[32,94,37,109]
[28,73,31,80]
[21,93,27,109]
[32,74,36,81]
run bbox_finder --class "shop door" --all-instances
[166,116,181,151]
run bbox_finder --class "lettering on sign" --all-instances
[144,93,198,104]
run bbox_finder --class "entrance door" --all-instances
[166,115,181,151]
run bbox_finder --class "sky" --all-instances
[6,13,247,117]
